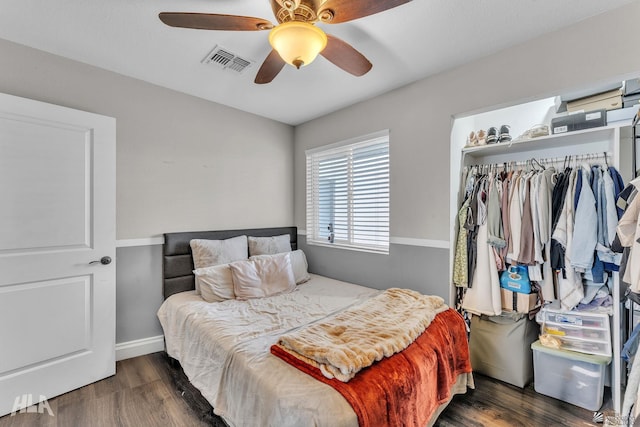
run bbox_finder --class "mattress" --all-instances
[158,274,470,426]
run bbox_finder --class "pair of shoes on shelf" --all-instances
[466,131,477,147]
[486,125,512,144]
[525,124,549,139]
[514,124,550,141]
[500,125,512,143]
[466,130,487,147]
[477,130,486,145]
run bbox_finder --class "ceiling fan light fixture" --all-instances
[268,21,327,69]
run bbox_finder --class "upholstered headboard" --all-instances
[162,226,297,299]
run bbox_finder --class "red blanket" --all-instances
[271,308,472,427]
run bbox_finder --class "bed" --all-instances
[158,227,473,427]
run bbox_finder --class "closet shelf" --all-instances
[462,125,619,159]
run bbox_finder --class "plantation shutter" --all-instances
[306,132,389,254]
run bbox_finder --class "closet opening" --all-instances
[448,77,639,419]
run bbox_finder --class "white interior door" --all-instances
[0,93,115,416]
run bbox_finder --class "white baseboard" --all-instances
[115,335,165,361]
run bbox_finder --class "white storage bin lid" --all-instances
[531,341,611,365]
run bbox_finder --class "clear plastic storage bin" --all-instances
[536,309,609,329]
[541,323,608,341]
[531,340,611,411]
[536,307,611,357]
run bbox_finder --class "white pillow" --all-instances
[248,234,291,256]
[230,252,296,300]
[193,264,235,302]
[190,235,248,269]
[250,250,310,285]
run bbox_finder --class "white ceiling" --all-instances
[0,0,635,125]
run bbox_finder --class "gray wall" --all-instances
[0,37,294,345]
[0,38,295,240]
[294,2,640,302]
[115,245,164,342]
[300,236,449,298]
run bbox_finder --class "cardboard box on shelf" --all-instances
[624,78,640,96]
[501,288,539,314]
[567,89,622,113]
[551,109,607,134]
[623,93,640,109]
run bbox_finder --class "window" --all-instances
[306,130,389,254]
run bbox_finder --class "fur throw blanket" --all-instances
[276,288,448,382]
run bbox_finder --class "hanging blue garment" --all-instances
[623,322,640,362]
[608,166,625,218]
[571,167,598,270]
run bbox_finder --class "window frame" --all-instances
[305,129,390,254]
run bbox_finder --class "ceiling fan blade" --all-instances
[320,35,372,77]
[159,12,273,31]
[254,50,286,84]
[318,0,412,24]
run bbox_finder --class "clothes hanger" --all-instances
[531,158,545,171]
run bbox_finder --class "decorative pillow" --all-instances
[230,252,296,300]
[190,235,248,269]
[250,250,310,285]
[248,234,291,256]
[193,264,235,303]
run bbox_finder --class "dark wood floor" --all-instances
[0,352,611,427]
[436,374,609,427]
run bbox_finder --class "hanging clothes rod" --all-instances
[465,151,611,171]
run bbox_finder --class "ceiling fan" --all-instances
[159,0,412,84]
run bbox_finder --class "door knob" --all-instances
[89,256,112,265]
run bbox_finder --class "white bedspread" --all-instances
[158,274,379,427]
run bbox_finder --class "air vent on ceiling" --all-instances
[202,45,253,74]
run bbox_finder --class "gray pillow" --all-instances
[248,234,291,256]
[230,252,296,300]
[250,250,310,284]
[193,264,235,302]
[190,235,248,270]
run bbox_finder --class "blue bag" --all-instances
[500,265,532,294]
